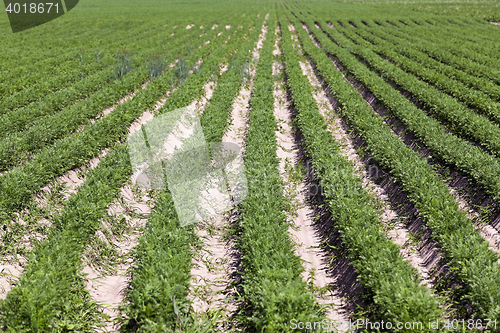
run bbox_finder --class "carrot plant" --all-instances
[293,11,500,327]
[119,13,263,331]
[0,21,229,220]
[0,145,132,331]
[280,10,442,331]
[233,14,324,331]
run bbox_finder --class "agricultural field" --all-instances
[0,0,500,331]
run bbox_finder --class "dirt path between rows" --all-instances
[187,17,268,330]
[0,149,108,299]
[274,26,350,327]
[297,22,438,290]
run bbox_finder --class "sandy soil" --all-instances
[187,19,268,327]
[84,185,152,332]
[219,63,229,74]
[0,148,109,300]
[296,26,435,289]
[89,85,147,127]
[85,63,218,331]
[274,28,350,326]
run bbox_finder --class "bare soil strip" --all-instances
[274,28,349,326]
[306,23,500,261]
[294,26,435,289]
[88,58,183,129]
[84,184,152,332]
[480,225,500,259]
[187,20,268,330]
[0,149,108,299]
[85,77,217,332]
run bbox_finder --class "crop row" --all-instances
[0,20,135,72]
[340,16,499,59]
[331,21,500,159]
[201,34,255,143]
[349,23,500,121]
[294,13,500,324]
[0,13,260,331]
[0,16,243,220]
[0,145,132,331]
[120,14,265,331]
[231,15,325,330]
[0,13,201,81]
[356,16,498,49]
[0,24,179,114]
[315,21,500,202]
[0,23,161,96]
[380,25,500,86]
[0,24,220,172]
[0,24,193,140]
[280,10,442,329]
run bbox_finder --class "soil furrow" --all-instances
[84,77,217,331]
[275,27,350,326]
[187,20,268,330]
[0,149,108,299]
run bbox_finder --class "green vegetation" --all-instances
[291,9,500,327]
[280,9,442,330]
[1,0,500,331]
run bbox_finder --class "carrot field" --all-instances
[1,0,500,331]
